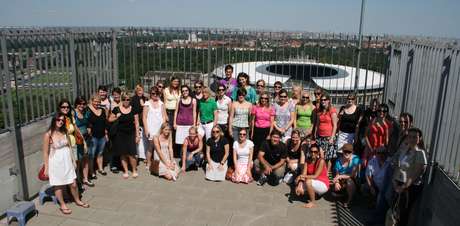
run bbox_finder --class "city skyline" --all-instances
[0,0,459,38]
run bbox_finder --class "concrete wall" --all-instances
[0,118,50,215]
[418,168,460,226]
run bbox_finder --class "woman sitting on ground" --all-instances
[205,125,229,181]
[231,128,254,184]
[153,122,180,181]
[283,129,306,184]
[295,144,329,208]
[332,143,360,208]
[181,126,203,172]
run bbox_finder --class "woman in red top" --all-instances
[295,144,329,208]
[313,93,338,172]
[364,104,391,166]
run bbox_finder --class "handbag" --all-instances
[150,160,160,176]
[38,164,49,181]
[75,128,84,145]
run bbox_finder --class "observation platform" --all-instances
[6,167,340,226]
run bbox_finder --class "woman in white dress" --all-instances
[143,86,167,169]
[153,123,180,181]
[42,113,89,215]
[231,128,254,184]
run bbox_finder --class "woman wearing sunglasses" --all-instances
[73,96,93,187]
[332,143,360,208]
[273,89,296,142]
[364,104,391,166]
[109,92,140,179]
[294,90,314,137]
[42,113,90,214]
[295,144,329,208]
[143,86,167,170]
[215,84,232,140]
[87,94,109,179]
[205,125,229,181]
[337,93,362,151]
[251,92,274,159]
[231,128,254,184]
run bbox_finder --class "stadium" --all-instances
[212,61,385,103]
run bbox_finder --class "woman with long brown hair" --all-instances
[43,113,89,214]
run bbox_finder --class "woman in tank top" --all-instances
[143,86,167,170]
[174,85,197,147]
[294,90,314,137]
[337,93,362,151]
[181,126,203,172]
[229,88,252,140]
[215,84,232,139]
[295,144,329,208]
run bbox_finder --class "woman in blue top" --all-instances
[231,72,257,104]
[332,143,360,207]
[73,96,94,187]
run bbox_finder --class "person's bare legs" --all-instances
[69,181,88,207]
[121,155,129,178]
[345,178,356,205]
[54,185,71,213]
[96,155,104,172]
[303,179,317,208]
[81,157,90,182]
[129,155,138,178]
[146,149,153,169]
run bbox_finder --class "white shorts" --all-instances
[175,125,191,144]
[308,179,329,195]
[337,132,355,153]
[198,122,214,141]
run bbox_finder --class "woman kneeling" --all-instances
[295,144,329,208]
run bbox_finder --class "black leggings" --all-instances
[398,184,423,226]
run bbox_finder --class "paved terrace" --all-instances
[2,166,350,226]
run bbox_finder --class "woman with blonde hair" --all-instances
[181,126,203,172]
[205,125,229,181]
[197,87,218,140]
[290,85,302,105]
[132,84,148,161]
[109,92,140,179]
[153,122,180,181]
[87,94,109,178]
[294,90,315,137]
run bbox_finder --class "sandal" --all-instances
[132,172,139,178]
[83,180,95,187]
[59,207,72,215]
[97,170,107,176]
[76,202,90,208]
[122,173,129,179]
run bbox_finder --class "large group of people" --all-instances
[41,64,427,226]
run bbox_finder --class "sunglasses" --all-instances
[239,133,247,136]
[195,86,202,89]
[56,118,65,122]
[302,96,310,99]
[151,92,159,96]
[212,130,220,133]
[320,99,328,101]
[60,106,70,109]
[274,85,282,89]
[279,95,288,98]
[218,88,225,91]
[257,84,265,87]
[123,98,130,101]
[314,92,321,95]
[181,90,189,93]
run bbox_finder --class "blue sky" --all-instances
[1,0,459,38]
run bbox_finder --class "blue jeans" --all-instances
[89,137,106,159]
[184,152,204,169]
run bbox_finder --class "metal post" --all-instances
[354,0,366,93]
[2,33,29,201]
[68,32,78,99]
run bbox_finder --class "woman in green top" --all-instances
[294,90,314,137]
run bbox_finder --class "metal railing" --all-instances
[385,41,460,184]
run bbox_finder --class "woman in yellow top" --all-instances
[163,77,181,129]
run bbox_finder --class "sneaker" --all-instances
[257,175,268,186]
[283,172,294,184]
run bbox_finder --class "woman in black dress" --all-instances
[109,92,140,179]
